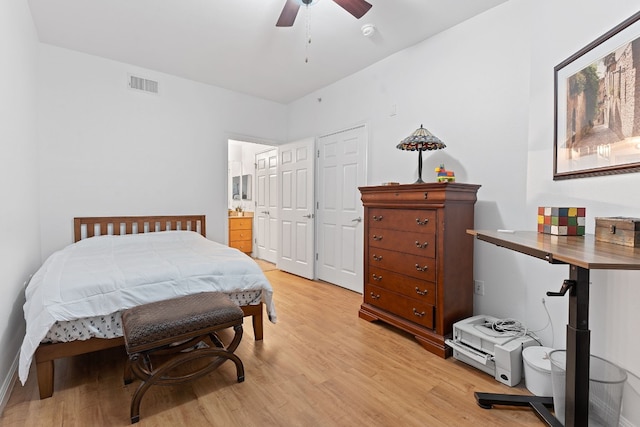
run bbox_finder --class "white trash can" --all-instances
[522,346,554,396]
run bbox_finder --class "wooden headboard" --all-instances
[73,215,206,242]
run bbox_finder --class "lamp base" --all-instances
[414,150,424,184]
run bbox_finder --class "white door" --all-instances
[317,125,367,293]
[277,138,315,279]
[255,149,278,263]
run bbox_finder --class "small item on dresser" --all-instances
[537,207,586,236]
[595,216,640,247]
[434,164,455,182]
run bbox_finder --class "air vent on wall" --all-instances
[128,74,159,94]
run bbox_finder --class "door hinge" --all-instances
[316,253,318,260]
[317,149,320,158]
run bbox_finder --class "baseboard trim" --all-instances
[0,350,19,417]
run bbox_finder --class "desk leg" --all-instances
[472,265,591,427]
[565,265,590,427]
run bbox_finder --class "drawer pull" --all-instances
[372,235,383,241]
[415,264,429,272]
[415,241,429,249]
[372,215,384,221]
[372,274,383,281]
[415,287,428,296]
[370,292,381,300]
[413,308,426,317]
[372,254,383,261]
[416,218,430,226]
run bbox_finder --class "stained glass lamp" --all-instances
[396,124,446,183]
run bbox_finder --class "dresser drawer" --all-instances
[364,284,434,329]
[368,266,436,305]
[369,247,436,282]
[369,208,436,233]
[369,227,436,257]
[230,229,252,241]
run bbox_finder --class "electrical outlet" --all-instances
[474,280,485,296]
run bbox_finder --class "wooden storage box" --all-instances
[595,217,640,247]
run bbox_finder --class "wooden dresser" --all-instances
[358,183,480,358]
[228,214,253,254]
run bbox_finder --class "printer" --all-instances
[445,315,538,387]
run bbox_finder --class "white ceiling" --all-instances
[27,0,508,104]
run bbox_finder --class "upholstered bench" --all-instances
[122,292,245,424]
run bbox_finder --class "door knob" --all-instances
[351,217,362,222]
[303,214,314,219]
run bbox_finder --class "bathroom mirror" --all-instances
[232,174,252,200]
[241,174,252,200]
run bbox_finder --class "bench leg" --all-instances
[123,358,134,385]
[128,325,245,424]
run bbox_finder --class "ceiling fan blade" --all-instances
[276,0,301,27]
[332,0,373,19]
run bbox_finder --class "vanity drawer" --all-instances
[229,217,252,230]
[229,240,252,253]
[230,229,252,241]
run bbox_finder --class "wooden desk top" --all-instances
[468,230,640,270]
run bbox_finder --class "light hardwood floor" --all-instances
[1,269,544,426]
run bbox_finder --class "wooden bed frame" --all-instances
[33,215,264,399]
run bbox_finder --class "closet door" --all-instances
[316,125,366,293]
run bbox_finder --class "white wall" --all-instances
[287,0,640,423]
[5,0,640,422]
[525,3,640,422]
[0,0,41,413]
[37,45,288,259]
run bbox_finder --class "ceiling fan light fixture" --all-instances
[361,24,376,37]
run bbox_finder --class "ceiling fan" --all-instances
[276,0,373,27]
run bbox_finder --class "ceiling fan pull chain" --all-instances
[305,3,311,63]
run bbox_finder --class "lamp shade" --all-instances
[396,125,446,151]
[397,125,446,183]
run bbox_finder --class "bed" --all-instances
[19,215,276,399]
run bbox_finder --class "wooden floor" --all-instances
[1,268,545,426]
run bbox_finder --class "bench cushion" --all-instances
[122,292,244,353]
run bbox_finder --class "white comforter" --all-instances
[19,231,276,384]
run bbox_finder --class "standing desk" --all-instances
[467,230,640,426]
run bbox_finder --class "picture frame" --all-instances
[554,11,640,180]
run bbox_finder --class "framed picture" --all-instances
[554,11,640,180]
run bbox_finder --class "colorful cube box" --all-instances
[537,207,586,236]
